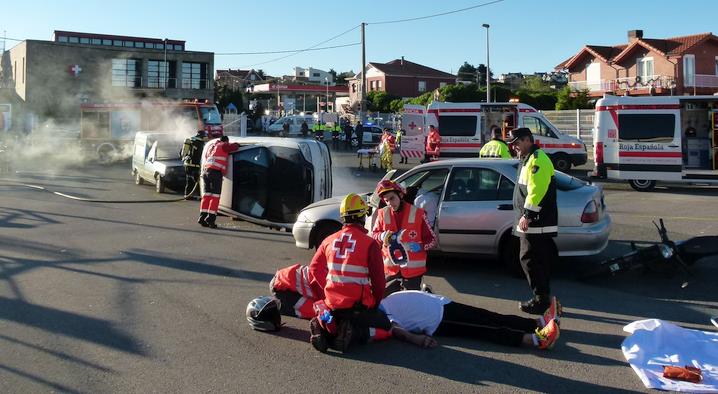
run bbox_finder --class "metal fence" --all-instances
[540,109,594,145]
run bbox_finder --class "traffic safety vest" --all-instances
[376,204,428,279]
[514,146,558,236]
[479,139,511,159]
[322,226,376,310]
[271,264,316,319]
[203,140,232,175]
[381,134,396,152]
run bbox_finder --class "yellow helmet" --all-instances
[339,193,368,219]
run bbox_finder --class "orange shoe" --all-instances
[540,296,562,327]
[535,319,560,350]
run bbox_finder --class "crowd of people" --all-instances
[246,126,563,354]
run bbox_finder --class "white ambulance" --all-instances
[402,101,587,171]
[592,95,718,191]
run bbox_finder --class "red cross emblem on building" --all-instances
[332,233,356,259]
[408,121,417,130]
[68,64,82,77]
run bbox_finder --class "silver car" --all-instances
[292,158,611,272]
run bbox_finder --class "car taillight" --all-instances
[595,142,604,165]
[581,200,599,223]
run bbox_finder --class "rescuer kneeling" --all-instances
[307,193,388,353]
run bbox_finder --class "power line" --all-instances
[367,0,505,25]
[216,42,359,56]
[240,24,361,68]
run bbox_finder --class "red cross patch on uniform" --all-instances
[408,230,418,239]
[332,233,356,259]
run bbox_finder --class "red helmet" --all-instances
[375,179,404,197]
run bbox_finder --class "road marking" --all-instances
[611,213,716,222]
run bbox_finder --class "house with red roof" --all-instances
[348,57,456,107]
[556,30,718,97]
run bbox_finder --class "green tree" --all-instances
[336,71,354,85]
[214,80,245,113]
[457,61,477,82]
[366,91,401,113]
[555,86,592,110]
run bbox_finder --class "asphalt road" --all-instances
[0,150,716,393]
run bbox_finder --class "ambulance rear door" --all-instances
[401,104,426,160]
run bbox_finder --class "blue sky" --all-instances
[3,0,717,77]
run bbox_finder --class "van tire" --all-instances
[628,179,656,192]
[313,221,342,250]
[134,171,144,185]
[155,175,165,193]
[552,153,571,173]
[500,232,524,278]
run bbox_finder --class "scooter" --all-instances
[581,219,718,286]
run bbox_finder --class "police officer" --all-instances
[181,130,208,199]
[508,127,559,315]
[480,126,512,159]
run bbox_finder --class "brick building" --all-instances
[557,30,718,97]
[348,57,455,106]
[1,30,214,127]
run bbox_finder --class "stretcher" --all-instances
[357,148,379,171]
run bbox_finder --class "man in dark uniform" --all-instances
[508,127,560,315]
[180,130,208,199]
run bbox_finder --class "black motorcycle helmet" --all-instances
[246,296,281,332]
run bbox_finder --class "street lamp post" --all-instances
[482,24,490,103]
[325,77,329,114]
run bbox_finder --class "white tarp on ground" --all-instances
[622,319,718,392]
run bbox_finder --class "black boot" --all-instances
[519,296,551,315]
[198,213,209,227]
[206,214,218,229]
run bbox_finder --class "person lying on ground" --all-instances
[378,290,561,350]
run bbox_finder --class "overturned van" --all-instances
[214,137,332,230]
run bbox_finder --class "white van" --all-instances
[215,137,332,230]
[403,102,587,171]
[593,95,718,191]
[132,132,186,193]
[266,115,314,136]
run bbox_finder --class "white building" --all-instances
[293,67,334,85]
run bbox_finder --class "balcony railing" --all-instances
[569,75,676,93]
[111,77,211,90]
[615,75,675,91]
[686,74,718,88]
[568,80,615,92]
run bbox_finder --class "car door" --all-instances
[438,166,515,254]
[142,138,158,181]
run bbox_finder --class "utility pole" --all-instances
[482,24,491,103]
[360,22,366,123]
[163,38,168,92]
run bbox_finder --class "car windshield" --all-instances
[200,106,222,125]
[511,163,587,191]
[154,137,182,160]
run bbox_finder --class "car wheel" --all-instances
[552,153,571,173]
[313,221,342,250]
[628,179,656,192]
[155,175,165,193]
[500,233,524,278]
[134,171,144,185]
